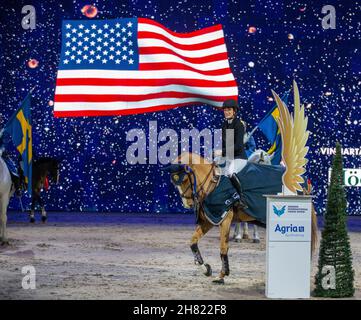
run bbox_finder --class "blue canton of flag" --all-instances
[3,94,32,194]
[59,18,139,70]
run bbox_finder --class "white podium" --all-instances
[265,195,312,299]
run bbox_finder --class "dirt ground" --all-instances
[0,214,360,300]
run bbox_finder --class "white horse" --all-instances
[0,149,14,245]
[233,149,273,243]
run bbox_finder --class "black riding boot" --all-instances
[230,173,248,209]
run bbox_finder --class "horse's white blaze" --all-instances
[177,186,191,208]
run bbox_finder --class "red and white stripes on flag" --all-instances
[54,18,238,117]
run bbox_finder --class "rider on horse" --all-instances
[216,99,248,208]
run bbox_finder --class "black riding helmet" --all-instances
[221,99,238,112]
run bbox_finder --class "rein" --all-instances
[177,163,215,201]
[173,163,219,221]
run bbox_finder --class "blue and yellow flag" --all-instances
[3,93,32,194]
[258,93,289,165]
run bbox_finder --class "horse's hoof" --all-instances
[253,239,260,243]
[30,217,35,223]
[41,216,47,223]
[212,277,225,285]
[203,263,212,277]
[242,234,250,240]
[234,238,241,243]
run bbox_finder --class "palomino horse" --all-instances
[30,157,60,223]
[0,151,14,245]
[167,152,318,284]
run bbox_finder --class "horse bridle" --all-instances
[171,163,217,206]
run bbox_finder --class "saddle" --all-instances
[2,156,19,177]
[1,155,25,196]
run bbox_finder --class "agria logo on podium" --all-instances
[275,224,305,237]
[272,204,308,238]
[272,203,309,217]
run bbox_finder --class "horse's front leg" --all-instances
[213,209,234,284]
[233,222,242,242]
[0,195,10,245]
[253,225,260,243]
[242,222,250,240]
[30,195,36,223]
[39,195,47,223]
[190,220,213,276]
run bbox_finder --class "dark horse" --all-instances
[29,157,60,223]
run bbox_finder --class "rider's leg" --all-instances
[225,159,248,208]
[229,172,248,209]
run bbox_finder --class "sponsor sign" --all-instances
[266,196,312,298]
[328,168,361,187]
[268,201,311,241]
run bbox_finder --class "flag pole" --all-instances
[244,126,258,143]
[18,195,25,212]
[245,90,291,143]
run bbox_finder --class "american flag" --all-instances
[54,18,238,117]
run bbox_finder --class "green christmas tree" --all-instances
[313,142,354,297]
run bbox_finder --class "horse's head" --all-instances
[164,163,196,209]
[163,152,214,209]
[36,157,60,184]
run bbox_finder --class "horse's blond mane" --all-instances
[174,152,212,166]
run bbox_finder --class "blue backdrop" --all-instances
[0,0,360,215]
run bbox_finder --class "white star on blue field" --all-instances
[59,19,138,69]
[0,0,360,215]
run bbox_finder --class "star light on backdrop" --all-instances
[0,0,360,214]
[81,4,98,19]
[248,26,257,34]
[27,58,39,69]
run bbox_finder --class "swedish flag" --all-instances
[3,93,32,194]
[258,93,289,165]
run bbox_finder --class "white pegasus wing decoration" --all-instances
[271,80,310,194]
